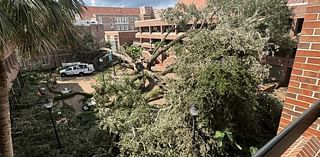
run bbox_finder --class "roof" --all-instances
[81,6,140,19]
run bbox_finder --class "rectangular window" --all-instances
[61,57,65,63]
[130,25,134,30]
[116,25,120,30]
[295,18,304,35]
[110,23,114,28]
[121,25,124,30]
[125,25,128,30]
[42,58,49,65]
[116,17,120,23]
[98,16,103,24]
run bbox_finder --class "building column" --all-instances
[160,25,164,40]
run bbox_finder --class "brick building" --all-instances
[105,31,138,50]
[278,0,320,156]
[80,6,155,32]
[79,6,155,51]
[75,19,105,42]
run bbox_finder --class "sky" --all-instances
[83,0,177,8]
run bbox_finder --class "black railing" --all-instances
[253,100,320,157]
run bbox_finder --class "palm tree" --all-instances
[0,0,85,156]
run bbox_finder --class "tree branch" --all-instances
[147,33,187,70]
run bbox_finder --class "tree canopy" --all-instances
[94,0,290,156]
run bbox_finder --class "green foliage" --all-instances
[0,0,85,54]
[124,45,143,60]
[93,0,288,156]
[12,72,116,157]
[105,41,112,48]
[77,33,100,53]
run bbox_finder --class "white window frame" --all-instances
[42,58,50,65]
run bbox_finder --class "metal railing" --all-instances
[253,100,320,157]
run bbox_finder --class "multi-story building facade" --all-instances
[80,6,142,31]
[105,31,138,50]
[133,0,210,64]
[80,6,155,51]
[75,19,105,42]
[20,6,155,70]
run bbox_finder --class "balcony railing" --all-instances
[287,0,306,4]
[253,100,320,157]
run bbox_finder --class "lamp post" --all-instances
[44,99,62,149]
[190,105,200,157]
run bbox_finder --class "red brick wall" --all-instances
[179,0,207,8]
[278,2,320,137]
[118,31,138,46]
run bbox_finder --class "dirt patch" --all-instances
[56,75,96,94]
[53,75,97,114]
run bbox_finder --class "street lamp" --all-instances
[44,99,62,149]
[190,105,200,157]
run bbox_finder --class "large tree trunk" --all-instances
[147,33,187,70]
[0,61,14,157]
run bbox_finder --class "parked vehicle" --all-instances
[61,62,81,68]
[59,63,95,77]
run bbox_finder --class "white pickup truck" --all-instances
[59,63,95,77]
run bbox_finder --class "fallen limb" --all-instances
[147,33,188,70]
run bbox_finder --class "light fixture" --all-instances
[190,105,199,116]
[44,99,53,109]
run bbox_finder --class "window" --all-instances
[121,25,124,30]
[42,58,49,65]
[98,16,103,24]
[295,18,304,35]
[61,57,65,63]
[110,23,114,28]
[125,25,128,30]
[116,25,120,30]
[130,25,134,30]
[79,65,87,69]
[125,17,128,23]
[135,17,139,21]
